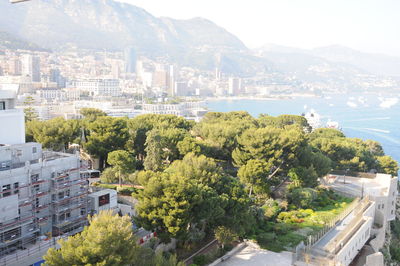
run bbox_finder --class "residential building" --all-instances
[167,65,177,97]
[228,77,242,95]
[124,47,136,74]
[142,101,207,121]
[297,173,398,266]
[0,89,88,258]
[21,54,41,82]
[68,79,121,97]
[0,89,25,145]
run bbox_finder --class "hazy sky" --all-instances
[118,0,400,56]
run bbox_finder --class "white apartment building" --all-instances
[21,54,41,82]
[68,79,121,97]
[0,89,25,145]
[36,88,80,102]
[300,173,398,266]
[228,77,242,95]
[0,89,88,258]
[142,101,207,120]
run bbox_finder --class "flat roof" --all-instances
[89,189,117,197]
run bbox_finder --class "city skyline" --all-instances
[118,0,400,57]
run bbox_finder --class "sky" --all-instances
[118,0,400,56]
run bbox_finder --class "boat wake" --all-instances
[344,127,400,145]
[344,117,390,122]
[344,127,390,134]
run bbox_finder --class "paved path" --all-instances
[217,243,292,266]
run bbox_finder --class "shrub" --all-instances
[288,188,316,208]
[261,199,281,220]
[117,186,137,195]
[193,255,207,266]
[256,232,276,245]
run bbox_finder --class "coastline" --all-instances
[205,94,320,102]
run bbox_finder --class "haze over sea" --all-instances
[206,93,400,167]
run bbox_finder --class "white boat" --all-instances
[304,109,322,131]
[327,119,340,130]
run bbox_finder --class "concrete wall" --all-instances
[0,109,25,145]
[365,252,384,266]
[335,202,375,266]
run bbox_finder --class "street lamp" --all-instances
[361,179,365,198]
[343,168,349,184]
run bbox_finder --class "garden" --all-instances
[252,187,354,252]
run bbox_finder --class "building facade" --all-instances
[0,89,88,258]
[299,173,398,266]
[68,79,121,97]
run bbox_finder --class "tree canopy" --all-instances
[44,211,149,266]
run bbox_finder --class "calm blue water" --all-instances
[206,93,400,165]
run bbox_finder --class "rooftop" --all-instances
[325,173,394,197]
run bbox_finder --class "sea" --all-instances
[206,93,400,166]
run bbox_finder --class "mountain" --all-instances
[0,31,46,51]
[254,44,366,82]
[312,45,400,77]
[256,44,400,77]
[0,0,260,74]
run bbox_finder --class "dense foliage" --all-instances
[26,111,398,252]
[44,211,183,266]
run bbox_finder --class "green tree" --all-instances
[214,226,238,249]
[99,167,119,183]
[143,128,188,171]
[127,114,193,160]
[288,188,317,209]
[107,150,136,186]
[193,111,257,161]
[288,166,319,188]
[258,114,311,132]
[26,118,80,151]
[44,211,149,266]
[23,95,38,122]
[135,172,207,242]
[80,108,107,122]
[166,153,223,186]
[237,159,271,196]
[377,155,399,176]
[177,136,202,156]
[84,117,129,169]
[232,126,307,176]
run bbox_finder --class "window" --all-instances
[58,191,64,199]
[32,147,37,154]
[2,184,11,197]
[14,182,19,189]
[98,193,110,206]
[33,184,40,192]
[0,101,5,110]
[31,174,39,183]
[382,204,385,209]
